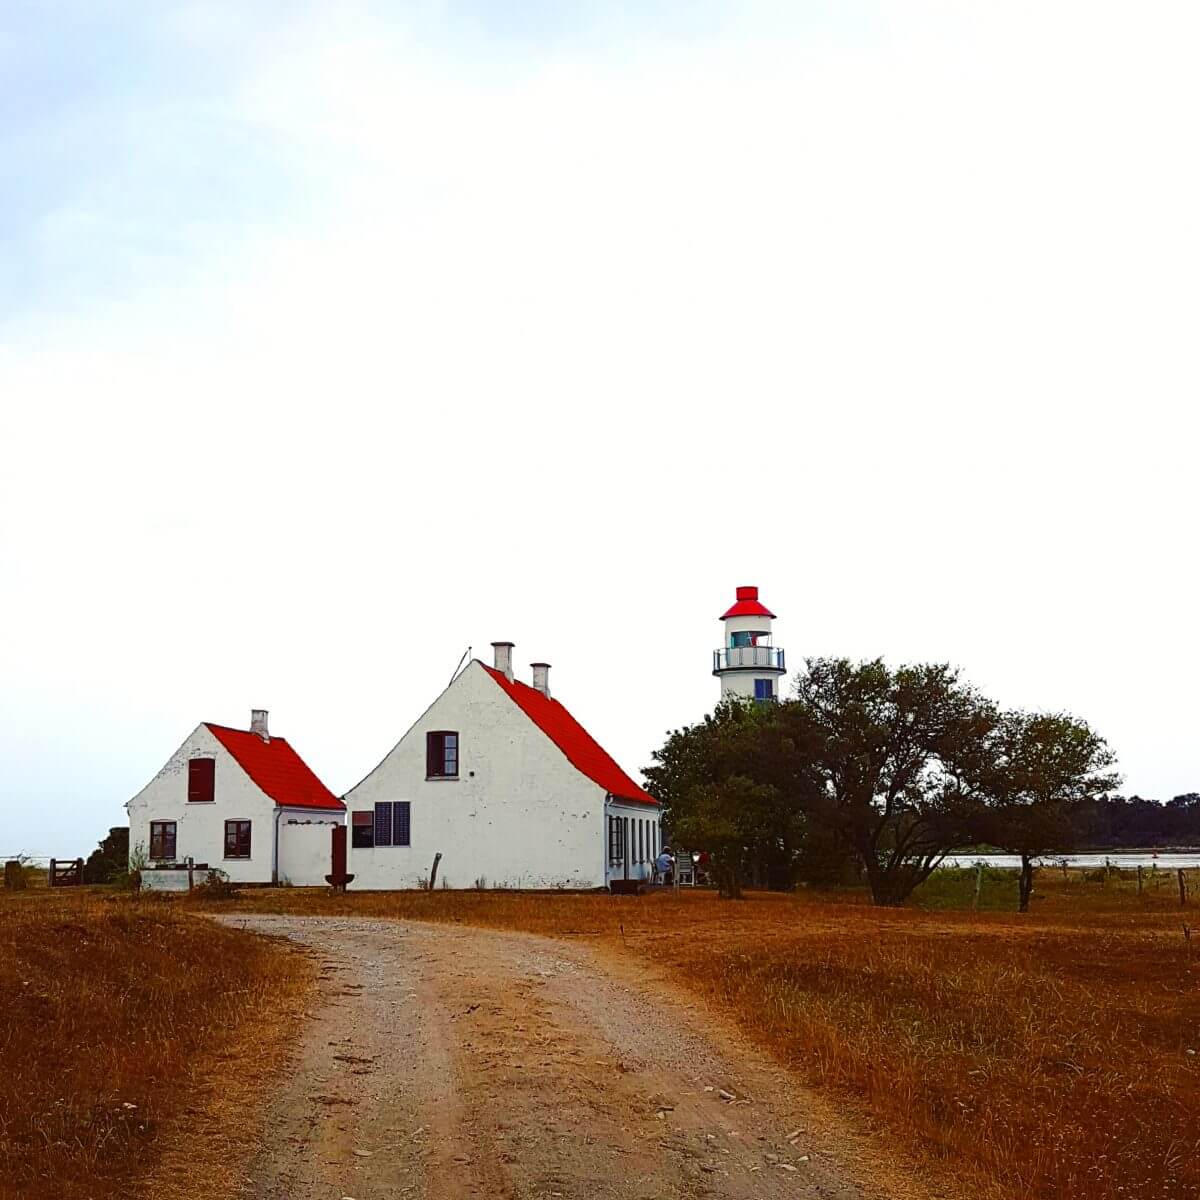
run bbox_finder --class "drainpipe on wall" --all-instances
[604,793,612,886]
[272,806,283,885]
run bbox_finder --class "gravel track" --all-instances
[216,916,930,1200]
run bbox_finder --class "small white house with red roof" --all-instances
[126,709,345,886]
[345,644,661,890]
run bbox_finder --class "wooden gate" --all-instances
[49,858,83,887]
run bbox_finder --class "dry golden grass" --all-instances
[0,888,311,1200]
[205,871,1200,1200]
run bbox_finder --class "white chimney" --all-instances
[491,641,515,682]
[530,662,551,698]
[250,709,270,742]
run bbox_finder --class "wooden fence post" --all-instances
[1137,865,1143,896]
[973,862,984,911]
[49,858,56,888]
[1179,869,1188,907]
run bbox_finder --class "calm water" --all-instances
[941,852,1200,870]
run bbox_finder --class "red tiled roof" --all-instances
[720,585,776,620]
[481,666,658,807]
[205,724,345,811]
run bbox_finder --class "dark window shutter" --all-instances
[426,734,439,777]
[374,802,393,847]
[394,801,411,846]
[188,758,215,802]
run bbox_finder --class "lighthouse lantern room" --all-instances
[713,585,786,701]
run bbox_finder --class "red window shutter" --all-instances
[188,758,215,802]
[426,733,440,777]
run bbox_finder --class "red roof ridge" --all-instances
[204,723,345,811]
[480,665,658,807]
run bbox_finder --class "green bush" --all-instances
[193,869,238,900]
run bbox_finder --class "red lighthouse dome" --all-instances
[719,585,777,620]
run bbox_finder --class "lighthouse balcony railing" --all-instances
[713,646,786,672]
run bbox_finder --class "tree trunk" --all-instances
[717,863,743,900]
[862,853,925,906]
[1018,855,1034,913]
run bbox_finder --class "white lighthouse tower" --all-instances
[713,585,786,701]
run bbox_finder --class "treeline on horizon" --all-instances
[1070,792,1200,849]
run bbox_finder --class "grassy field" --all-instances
[199,868,1200,1200]
[4,870,1196,1200]
[0,889,311,1200]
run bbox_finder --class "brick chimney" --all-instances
[250,709,270,742]
[530,663,551,698]
[491,642,515,682]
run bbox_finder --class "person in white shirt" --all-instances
[654,847,675,886]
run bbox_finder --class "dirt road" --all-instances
[218,916,927,1200]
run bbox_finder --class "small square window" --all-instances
[426,731,459,778]
[224,819,251,859]
[351,811,374,848]
[754,678,776,701]
[150,820,176,861]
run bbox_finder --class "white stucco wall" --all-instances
[720,672,777,699]
[605,801,661,884]
[346,661,659,890]
[126,724,279,884]
[278,813,341,886]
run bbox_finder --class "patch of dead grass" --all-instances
[200,877,1200,1200]
[0,888,311,1200]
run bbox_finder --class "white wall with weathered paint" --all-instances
[126,724,278,884]
[605,800,661,884]
[346,660,658,890]
[278,813,340,886]
[140,867,195,892]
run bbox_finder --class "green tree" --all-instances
[795,658,997,906]
[83,826,129,884]
[644,699,827,896]
[972,712,1119,911]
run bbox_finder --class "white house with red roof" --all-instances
[344,644,661,890]
[126,709,345,886]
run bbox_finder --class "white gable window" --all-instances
[426,731,459,778]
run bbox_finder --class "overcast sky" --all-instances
[2,2,1197,858]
